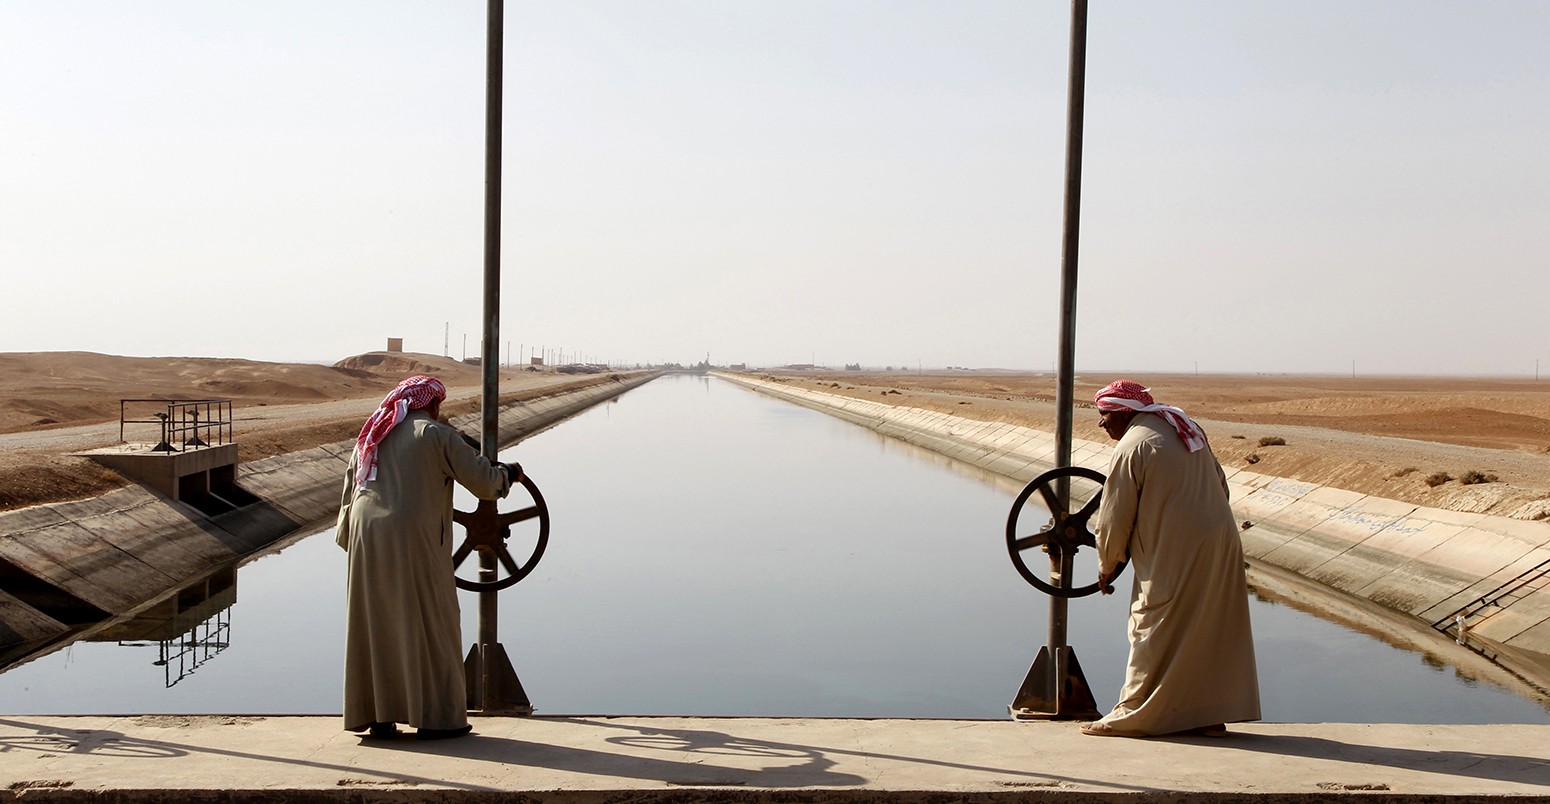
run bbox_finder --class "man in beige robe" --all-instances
[1084,379,1259,737]
[337,375,513,740]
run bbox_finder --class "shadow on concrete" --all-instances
[370,719,869,788]
[0,718,493,791]
[1174,732,1550,788]
[516,718,1151,791]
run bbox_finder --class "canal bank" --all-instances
[716,372,1550,696]
[2,715,1548,802]
[0,371,660,671]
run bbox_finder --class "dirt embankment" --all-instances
[5,355,1550,522]
[752,370,1550,521]
[0,352,610,512]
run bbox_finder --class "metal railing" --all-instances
[119,399,234,452]
[1433,555,1550,643]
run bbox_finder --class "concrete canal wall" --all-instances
[0,371,659,669]
[717,372,1550,688]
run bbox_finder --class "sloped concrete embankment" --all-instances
[0,372,659,668]
[717,373,1550,690]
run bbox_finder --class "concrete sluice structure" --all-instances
[0,372,660,672]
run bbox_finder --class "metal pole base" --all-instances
[465,642,534,715]
[1008,645,1101,721]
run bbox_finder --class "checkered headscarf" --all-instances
[1094,379,1205,453]
[353,375,447,489]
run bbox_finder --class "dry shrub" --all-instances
[1245,453,1261,464]
[1257,436,1287,447]
[1425,472,1453,487]
[1231,435,1246,439]
[1459,470,1499,485]
[1391,467,1418,478]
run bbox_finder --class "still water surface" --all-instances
[2,374,1546,723]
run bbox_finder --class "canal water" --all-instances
[2,374,1547,723]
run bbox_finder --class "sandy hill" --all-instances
[0,351,486,435]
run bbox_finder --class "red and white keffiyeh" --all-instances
[1094,379,1206,453]
[353,374,447,489]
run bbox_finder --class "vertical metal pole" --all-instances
[482,0,502,458]
[1052,0,1087,475]
[1016,0,1096,721]
[1049,0,1088,655]
[473,0,504,710]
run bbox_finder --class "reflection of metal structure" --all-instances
[93,569,236,688]
[1005,0,1102,722]
[454,0,549,716]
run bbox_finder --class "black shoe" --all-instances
[416,724,473,741]
[365,722,399,739]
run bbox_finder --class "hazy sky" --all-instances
[3,1,1546,375]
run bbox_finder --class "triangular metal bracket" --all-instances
[465,642,534,715]
[1009,644,1101,720]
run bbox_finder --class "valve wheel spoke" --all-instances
[1011,531,1051,552]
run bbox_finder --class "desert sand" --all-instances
[1,354,1548,521]
[0,351,604,511]
[751,368,1550,522]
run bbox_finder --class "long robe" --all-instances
[336,410,509,732]
[1094,412,1260,735]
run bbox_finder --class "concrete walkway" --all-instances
[2,716,1549,801]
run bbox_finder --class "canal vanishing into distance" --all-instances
[1,374,1547,723]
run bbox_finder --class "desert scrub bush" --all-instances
[1245,453,1261,464]
[1424,472,1453,487]
[1257,436,1287,447]
[1391,467,1418,478]
[1459,470,1499,485]
[1231,434,1246,439]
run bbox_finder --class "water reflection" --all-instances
[93,569,236,688]
[0,374,1547,724]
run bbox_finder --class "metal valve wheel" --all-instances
[452,473,550,592]
[1005,465,1125,598]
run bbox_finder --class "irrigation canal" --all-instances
[1,373,1545,724]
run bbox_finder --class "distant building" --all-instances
[386,338,403,353]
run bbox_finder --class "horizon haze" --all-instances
[3,1,1546,376]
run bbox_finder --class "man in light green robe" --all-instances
[1086,380,1260,737]
[337,375,511,739]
